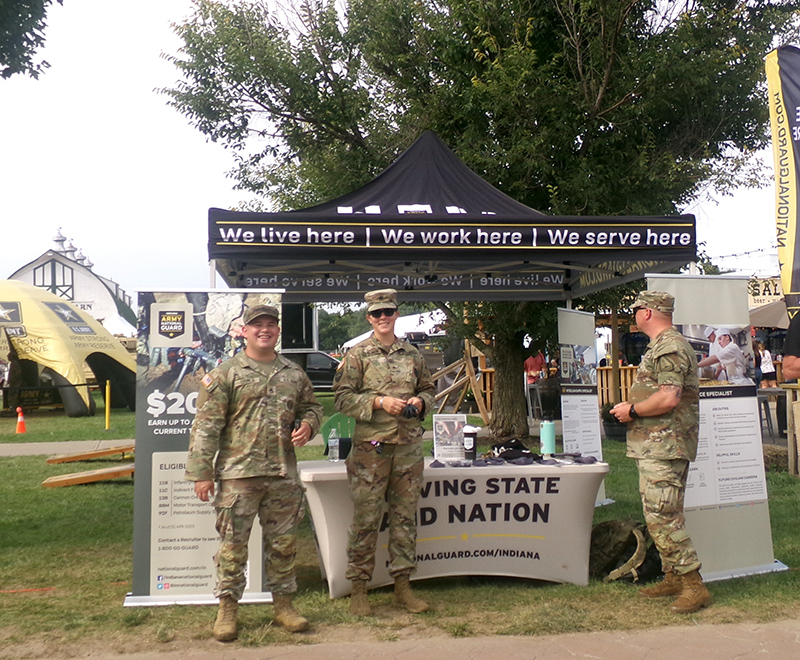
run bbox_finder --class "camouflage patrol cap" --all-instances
[243,304,280,324]
[631,290,674,314]
[364,288,398,312]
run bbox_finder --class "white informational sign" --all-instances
[300,459,609,598]
[433,414,467,460]
[686,388,768,508]
[557,308,606,504]
[147,452,263,600]
[561,385,603,460]
[683,384,785,582]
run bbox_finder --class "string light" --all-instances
[709,246,777,261]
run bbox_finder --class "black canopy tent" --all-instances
[209,132,696,302]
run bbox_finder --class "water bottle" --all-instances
[540,418,556,456]
[328,428,340,462]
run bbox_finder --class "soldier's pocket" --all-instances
[213,491,239,535]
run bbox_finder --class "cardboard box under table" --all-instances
[298,458,609,598]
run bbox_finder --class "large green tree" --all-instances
[164,0,798,437]
[1,0,62,79]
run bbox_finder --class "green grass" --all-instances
[2,408,800,655]
[0,393,136,444]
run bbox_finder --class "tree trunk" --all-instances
[488,332,530,441]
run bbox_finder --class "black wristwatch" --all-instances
[629,404,639,419]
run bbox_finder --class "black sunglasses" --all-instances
[368,308,397,318]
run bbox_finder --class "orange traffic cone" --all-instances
[15,407,26,434]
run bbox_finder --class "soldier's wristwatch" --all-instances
[629,404,639,419]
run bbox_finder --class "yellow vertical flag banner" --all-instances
[766,46,800,318]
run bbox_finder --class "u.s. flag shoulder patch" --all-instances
[201,373,213,388]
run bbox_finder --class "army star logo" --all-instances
[46,303,83,323]
[0,301,22,324]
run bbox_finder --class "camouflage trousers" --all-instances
[212,475,305,600]
[345,441,424,582]
[636,458,701,575]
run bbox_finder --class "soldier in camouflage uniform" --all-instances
[611,291,712,614]
[186,304,322,641]
[333,289,436,616]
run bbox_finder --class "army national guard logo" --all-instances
[43,302,95,335]
[158,310,186,340]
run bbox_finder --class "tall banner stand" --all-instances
[125,289,282,607]
[647,274,787,582]
[557,308,611,505]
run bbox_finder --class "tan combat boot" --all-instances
[272,593,309,632]
[213,594,238,642]
[349,579,371,616]
[670,570,712,614]
[637,570,682,598]
[394,575,429,613]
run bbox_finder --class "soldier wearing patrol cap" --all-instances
[186,302,323,641]
[333,288,436,616]
[611,291,711,614]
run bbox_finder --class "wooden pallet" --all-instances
[42,463,135,488]
[46,444,135,464]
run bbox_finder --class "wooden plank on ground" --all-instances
[46,444,135,464]
[42,464,135,488]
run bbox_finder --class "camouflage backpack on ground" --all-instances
[589,519,663,584]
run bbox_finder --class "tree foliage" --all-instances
[0,0,62,79]
[164,0,799,437]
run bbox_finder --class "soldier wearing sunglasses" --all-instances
[333,288,436,616]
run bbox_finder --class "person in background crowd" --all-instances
[333,288,436,617]
[751,341,763,387]
[611,291,711,614]
[757,341,777,388]
[185,304,323,642]
[525,349,547,383]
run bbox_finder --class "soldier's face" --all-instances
[243,316,280,351]
[367,308,397,337]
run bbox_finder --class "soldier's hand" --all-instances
[610,402,632,423]
[291,421,312,447]
[381,396,407,415]
[194,480,214,502]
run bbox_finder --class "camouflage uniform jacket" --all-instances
[185,351,322,482]
[332,335,436,445]
[627,326,699,462]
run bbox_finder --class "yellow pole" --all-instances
[105,380,111,430]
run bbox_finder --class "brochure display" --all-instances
[432,414,467,460]
[125,289,282,607]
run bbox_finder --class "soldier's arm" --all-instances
[611,384,682,423]
[333,352,378,420]
[783,354,800,380]
[185,373,229,483]
[294,374,323,438]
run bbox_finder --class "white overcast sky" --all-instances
[0,0,780,302]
